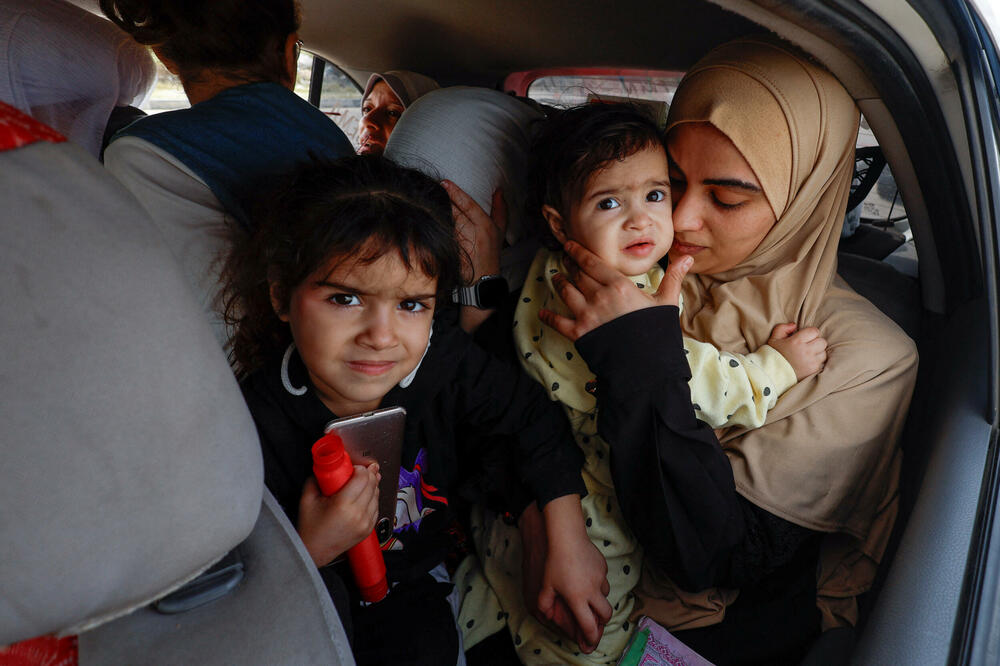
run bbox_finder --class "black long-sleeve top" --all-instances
[575,306,817,592]
[242,312,586,581]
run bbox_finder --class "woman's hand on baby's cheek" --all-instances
[539,272,601,341]
[541,242,693,341]
[655,254,693,307]
[296,465,379,567]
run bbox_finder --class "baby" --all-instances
[525,102,826,429]
[470,102,827,664]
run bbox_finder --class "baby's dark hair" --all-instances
[528,102,665,246]
[99,0,299,85]
[223,155,464,377]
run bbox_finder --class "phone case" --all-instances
[325,406,406,545]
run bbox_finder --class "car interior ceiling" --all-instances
[68,0,989,659]
[294,0,951,293]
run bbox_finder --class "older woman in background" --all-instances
[358,70,439,155]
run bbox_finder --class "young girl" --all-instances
[463,103,828,664]
[223,155,610,665]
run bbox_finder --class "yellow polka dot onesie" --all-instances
[458,249,797,664]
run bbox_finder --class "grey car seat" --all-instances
[0,106,353,665]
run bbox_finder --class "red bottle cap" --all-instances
[311,432,353,496]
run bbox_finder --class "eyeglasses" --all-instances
[294,39,303,62]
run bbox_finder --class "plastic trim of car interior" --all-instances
[721,0,972,314]
[942,3,1000,663]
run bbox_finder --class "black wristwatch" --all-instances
[452,274,509,309]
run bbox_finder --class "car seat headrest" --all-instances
[385,86,544,289]
[0,139,263,645]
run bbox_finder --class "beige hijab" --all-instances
[636,37,919,630]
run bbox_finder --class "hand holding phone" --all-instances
[324,406,406,545]
[312,432,388,603]
[296,467,379,566]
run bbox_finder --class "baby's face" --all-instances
[554,144,673,276]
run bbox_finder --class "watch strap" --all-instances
[452,274,507,309]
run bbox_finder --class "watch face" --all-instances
[477,276,509,309]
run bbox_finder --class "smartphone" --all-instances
[324,406,406,546]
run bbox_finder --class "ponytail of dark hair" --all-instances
[100,0,299,85]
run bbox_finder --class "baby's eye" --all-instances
[647,189,667,202]
[597,198,620,210]
[329,293,360,306]
[399,300,428,312]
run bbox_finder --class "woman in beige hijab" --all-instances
[539,36,918,663]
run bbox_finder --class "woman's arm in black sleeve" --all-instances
[444,322,587,509]
[575,306,815,591]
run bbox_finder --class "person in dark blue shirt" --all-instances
[100,0,353,342]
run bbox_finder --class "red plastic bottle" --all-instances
[311,432,388,603]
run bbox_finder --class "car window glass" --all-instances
[135,51,328,115]
[526,72,684,126]
[842,114,915,278]
[316,59,363,150]
[855,115,907,230]
[138,59,188,115]
[293,50,315,101]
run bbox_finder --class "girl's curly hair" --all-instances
[222,155,464,378]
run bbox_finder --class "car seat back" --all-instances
[386,86,544,290]
[0,104,351,664]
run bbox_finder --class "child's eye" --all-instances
[329,293,361,306]
[647,189,667,202]
[597,198,620,210]
[399,300,428,312]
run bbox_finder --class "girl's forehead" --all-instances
[314,251,437,293]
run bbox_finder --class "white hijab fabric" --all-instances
[385,86,544,287]
[0,0,156,158]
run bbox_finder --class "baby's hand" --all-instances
[541,534,611,653]
[537,496,612,653]
[297,463,380,567]
[768,323,827,380]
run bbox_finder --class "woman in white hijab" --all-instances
[536,36,918,664]
[0,0,155,159]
